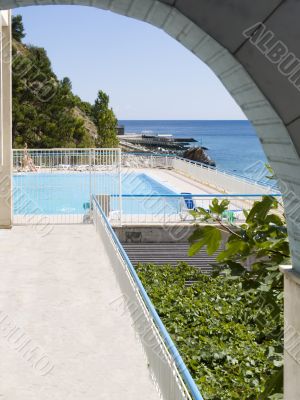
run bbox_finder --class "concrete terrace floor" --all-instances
[0,225,160,400]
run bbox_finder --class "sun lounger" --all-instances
[179,192,196,221]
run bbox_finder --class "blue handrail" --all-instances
[92,194,204,400]
[110,193,282,198]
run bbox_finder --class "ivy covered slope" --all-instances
[136,263,283,400]
[12,15,119,149]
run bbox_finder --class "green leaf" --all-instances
[188,227,204,244]
[205,226,222,255]
[224,261,245,276]
[209,198,230,215]
[265,164,276,180]
[189,240,206,257]
[246,196,276,223]
[188,226,222,256]
[191,207,211,220]
[268,395,284,400]
[259,367,283,399]
[217,240,249,262]
[265,214,284,226]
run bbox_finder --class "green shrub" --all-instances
[136,262,283,400]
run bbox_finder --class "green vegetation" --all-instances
[12,15,119,149]
[136,263,283,400]
[136,196,287,399]
[12,15,25,42]
[187,195,288,397]
[93,91,119,148]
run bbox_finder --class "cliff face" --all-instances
[183,147,216,166]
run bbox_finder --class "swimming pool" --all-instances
[13,172,178,215]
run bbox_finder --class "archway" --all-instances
[1,1,300,398]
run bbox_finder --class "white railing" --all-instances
[111,193,283,226]
[13,148,121,225]
[122,152,173,169]
[120,152,277,194]
[171,157,277,194]
[12,148,280,226]
[13,148,121,171]
[92,195,203,400]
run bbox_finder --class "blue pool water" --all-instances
[13,172,178,215]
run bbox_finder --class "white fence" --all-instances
[171,157,276,194]
[120,153,277,194]
[111,194,283,226]
[12,148,279,226]
[13,148,121,224]
[122,153,173,169]
[92,195,203,400]
[13,148,121,171]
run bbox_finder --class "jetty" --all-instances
[119,133,197,151]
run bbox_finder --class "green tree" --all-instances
[93,90,119,148]
[61,77,72,92]
[12,16,121,149]
[12,15,25,42]
[12,41,95,148]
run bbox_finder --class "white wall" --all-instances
[172,158,274,195]
[0,10,12,228]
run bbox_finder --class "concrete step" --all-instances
[122,242,221,273]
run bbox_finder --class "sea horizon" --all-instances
[119,119,268,184]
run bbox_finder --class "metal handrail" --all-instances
[92,194,204,400]
[112,193,281,198]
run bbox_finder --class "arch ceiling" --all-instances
[1,0,300,271]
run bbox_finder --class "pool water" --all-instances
[13,172,178,215]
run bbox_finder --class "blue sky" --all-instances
[14,6,246,120]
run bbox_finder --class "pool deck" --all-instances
[0,225,160,400]
[132,167,221,195]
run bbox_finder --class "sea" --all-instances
[119,120,271,185]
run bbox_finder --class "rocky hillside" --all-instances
[12,15,118,149]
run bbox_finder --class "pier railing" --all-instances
[92,194,204,400]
